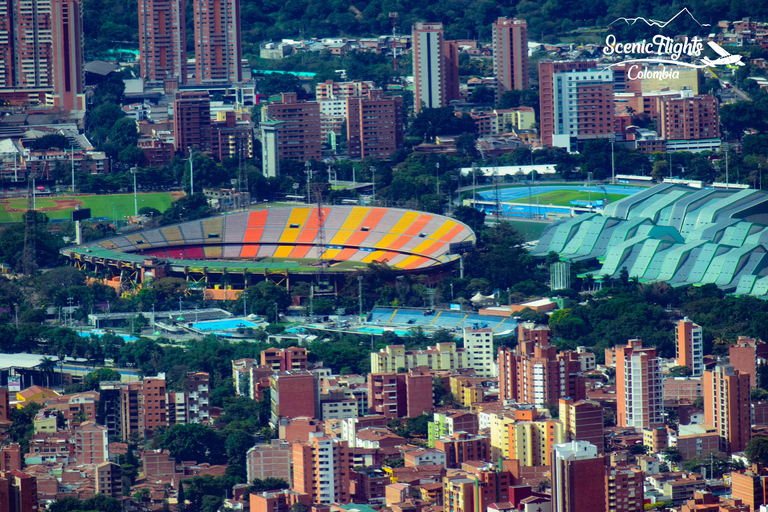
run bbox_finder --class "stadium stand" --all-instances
[368,307,516,334]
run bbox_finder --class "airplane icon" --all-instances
[701,41,745,66]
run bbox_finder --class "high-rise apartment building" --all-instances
[516,343,585,405]
[270,371,317,424]
[559,398,604,453]
[551,441,606,512]
[261,347,308,373]
[412,22,459,113]
[173,91,212,155]
[4,470,38,512]
[659,91,719,141]
[192,0,242,83]
[95,462,122,499]
[615,339,663,430]
[677,317,704,377]
[74,421,108,464]
[539,60,614,150]
[508,416,564,466]
[492,18,528,96]
[186,371,210,423]
[433,432,490,468]
[0,0,84,109]
[247,439,292,485]
[606,466,644,512]
[367,367,433,419]
[704,364,751,453]
[462,327,495,378]
[50,0,85,110]
[138,0,186,83]
[140,376,167,436]
[729,336,768,388]
[292,437,351,504]
[346,90,404,159]
[263,93,322,165]
[167,391,188,426]
[370,343,470,374]
[120,381,142,441]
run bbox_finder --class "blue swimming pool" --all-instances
[78,331,138,341]
[356,327,412,336]
[191,319,259,331]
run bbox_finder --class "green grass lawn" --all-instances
[505,220,549,241]
[509,190,627,207]
[0,192,177,223]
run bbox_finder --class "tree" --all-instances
[250,477,290,493]
[39,356,57,387]
[154,423,225,464]
[241,282,292,317]
[662,446,683,464]
[225,430,255,466]
[746,437,768,465]
[453,205,486,234]
[668,366,693,377]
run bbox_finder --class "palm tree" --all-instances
[38,356,56,388]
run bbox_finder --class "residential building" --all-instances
[370,343,469,374]
[508,416,564,466]
[4,470,38,512]
[346,90,404,159]
[492,18,528,95]
[186,371,210,423]
[403,448,446,467]
[428,411,479,446]
[0,0,85,110]
[559,398,604,453]
[263,93,322,166]
[605,466,644,512]
[642,426,668,454]
[443,463,513,512]
[316,79,374,100]
[139,376,167,436]
[659,91,719,142]
[729,336,768,388]
[672,426,719,461]
[551,441,605,512]
[703,364,751,453]
[731,465,768,511]
[261,347,308,373]
[50,0,85,110]
[94,461,122,499]
[137,0,186,83]
[270,371,316,424]
[462,327,495,377]
[119,381,141,441]
[412,22,459,113]
[679,492,749,512]
[210,110,253,162]
[516,343,585,406]
[352,466,389,505]
[367,367,433,419]
[0,445,21,472]
[173,91,212,155]
[292,436,351,504]
[192,0,242,83]
[434,432,490,468]
[74,421,108,464]
[167,391,188,426]
[677,317,704,377]
[539,60,614,150]
[615,339,663,430]
[250,490,312,512]
[246,439,292,485]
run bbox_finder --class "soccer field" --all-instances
[0,192,178,223]
[509,190,627,207]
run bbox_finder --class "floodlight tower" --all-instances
[390,12,398,71]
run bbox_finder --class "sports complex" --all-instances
[60,206,476,293]
[532,182,768,296]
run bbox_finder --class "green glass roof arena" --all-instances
[532,183,768,296]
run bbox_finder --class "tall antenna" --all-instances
[493,163,502,221]
[23,171,37,274]
[313,183,328,270]
[389,12,398,71]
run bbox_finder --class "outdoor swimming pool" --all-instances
[356,327,413,336]
[78,331,138,341]
[191,319,259,331]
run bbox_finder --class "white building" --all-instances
[463,327,495,377]
[550,68,614,151]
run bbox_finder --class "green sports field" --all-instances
[0,192,178,223]
[509,190,627,207]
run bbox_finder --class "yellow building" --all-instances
[508,419,564,466]
[16,385,59,409]
[443,471,475,512]
[495,107,536,132]
[370,343,469,374]
[33,408,58,433]
[488,408,563,465]
[449,376,485,408]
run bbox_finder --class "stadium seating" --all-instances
[76,206,476,271]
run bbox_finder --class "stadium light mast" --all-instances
[71,146,75,193]
[132,167,138,216]
[610,139,615,185]
[188,147,194,195]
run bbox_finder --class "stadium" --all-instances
[532,183,768,297]
[60,206,476,295]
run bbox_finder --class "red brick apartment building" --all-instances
[173,91,212,155]
[659,91,719,141]
[138,0,187,83]
[346,90,404,159]
[367,367,433,418]
[261,347,308,372]
[265,93,322,162]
